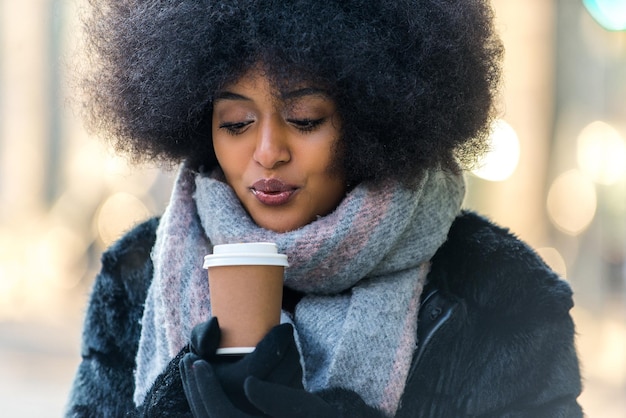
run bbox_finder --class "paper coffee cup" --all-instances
[203,243,288,355]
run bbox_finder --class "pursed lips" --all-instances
[250,178,298,206]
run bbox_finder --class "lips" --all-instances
[250,178,298,206]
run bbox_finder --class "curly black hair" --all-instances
[78,0,503,186]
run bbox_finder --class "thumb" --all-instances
[190,317,221,357]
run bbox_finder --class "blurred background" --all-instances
[0,0,624,416]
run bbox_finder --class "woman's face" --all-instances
[212,68,347,233]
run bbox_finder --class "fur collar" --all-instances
[430,211,573,317]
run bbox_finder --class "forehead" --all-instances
[216,65,332,103]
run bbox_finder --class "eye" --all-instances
[288,118,326,133]
[219,120,253,135]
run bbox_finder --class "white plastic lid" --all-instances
[203,242,289,269]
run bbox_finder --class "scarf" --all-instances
[134,162,465,415]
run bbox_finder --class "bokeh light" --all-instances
[102,154,161,197]
[583,0,626,31]
[33,226,88,290]
[577,120,626,185]
[95,192,152,246]
[0,228,21,314]
[471,119,521,182]
[547,169,597,235]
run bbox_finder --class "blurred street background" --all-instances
[1,0,625,416]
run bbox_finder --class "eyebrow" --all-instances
[281,87,331,101]
[214,91,251,102]
[213,87,331,103]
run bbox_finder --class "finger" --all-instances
[190,317,221,357]
[259,324,303,387]
[191,359,253,418]
[264,331,303,387]
[180,354,212,418]
[248,324,299,379]
[244,376,337,418]
[254,323,294,356]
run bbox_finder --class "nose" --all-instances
[253,117,291,169]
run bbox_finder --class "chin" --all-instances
[261,223,299,234]
[255,215,308,233]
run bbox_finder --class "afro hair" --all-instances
[78,0,503,186]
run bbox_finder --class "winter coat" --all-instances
[65,211,583,417]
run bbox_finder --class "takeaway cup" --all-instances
[203,242,288,355]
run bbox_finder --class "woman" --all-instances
[66,0,583,416]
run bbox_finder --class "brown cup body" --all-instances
[208,264,284,349]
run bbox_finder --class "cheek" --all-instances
[212,130,223,165]
[316,136,344,179]
[313,148,347,203]
[213,144,229,175]
[212,124,237,172]
[213,137,243,176]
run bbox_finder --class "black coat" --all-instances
[65,211,583,417]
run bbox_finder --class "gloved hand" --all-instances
[181,318,384,418]
[180,317,304,417]
[181,354,254,417]
[181,356,345,418]
[244,376,340,418]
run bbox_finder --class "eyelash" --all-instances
[288,118,326,132]
[219,121,252,135]
[219,118,326,135]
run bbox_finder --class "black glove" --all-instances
[180,317,303,417]
[248,382,388,418]
[244,376,340,418]
[181,354,253,418]
[181,318,381,418]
